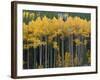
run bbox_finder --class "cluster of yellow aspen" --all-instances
[23,16,90,49]
[23,11,91,68]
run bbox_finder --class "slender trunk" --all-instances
[61,38,64,66]
[29,48,34,69]
[69,35,74,66]
[47,45,50,68]
[50,45,52,67]
[45,36,48,68]
[53,49,55,67]
[53,37,57,67]
[80,36,84,65]
[33,48,36,68]
[27,48,30,69]
[68,36,71,66]
[39,45,42,66]
[39,37,43,67]
[77,35,81,66]
[82,37,87,65]
[70,35,74,66]
[76,45,78,66]
[77,45,80,65]
[42,44,45,68]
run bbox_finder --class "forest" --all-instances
[23,10,91,69]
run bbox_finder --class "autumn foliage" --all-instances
[23,11,91,69]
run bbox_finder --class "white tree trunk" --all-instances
[69,35,74,66]
[61,38,64,66]
[45,36,48,68]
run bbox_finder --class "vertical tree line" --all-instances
[23,12,91,69]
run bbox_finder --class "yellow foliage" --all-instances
[23,15,90,48]
[53,41,59,50]
[74,39,82,46]
[64,52,71,67]
[83,39,88,45]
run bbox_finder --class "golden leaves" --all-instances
[24,16,90,37]
[23,15,90,48]
[74,39,82,46]
[64,52,71,67]
[83,39,88,45]
[53,41,59,50]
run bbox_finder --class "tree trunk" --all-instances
[61,37,64,66]
[53,37,57,67]
[50,46,53,68]
[45,36,48,68]
[76,45,78,66]
[33,48,36,68]
[77,35,84,66]
[27,47,30,69]
[69,35,74,66]
[39,45,42,66]
[80,36,84,65]
[39,37,43,68]
[47,45,50,68]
